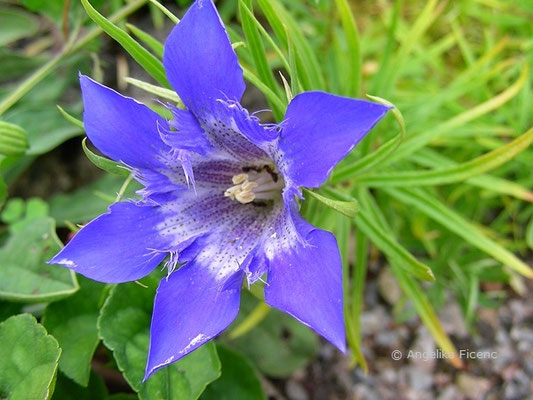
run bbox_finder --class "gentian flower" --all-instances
[50,0,389,379]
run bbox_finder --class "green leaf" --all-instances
[334,0,361,96]
[242,67,287,116]
[239,0,284,120]
[354,127,533,187]
[227,292,318,378]
[358,191,462,368]
[410,148,533,202]
[0,217,79,303]
[0,314,61,400]
[42,278,107,386]
[0,176,6,209]
[126,23,165,59]
[0,302,22,322]
[384,187,533,278]
[303,188,359,218]
[124,77,182,105]
[56,105,84,130]
[0,49,45,82]
[0,198,25,224]
[200,346,266,400]
[98,274,221,400]
[354,208,435,281]
[49,174,140,226]
[0,8,39,46]
[382,64,529,167]
[82,138,130,177]
[390,263,463,368]
[6,102,83,155]
[0,0,146,117]
[81,0,170,88]
[527,217,533,251]
[0,121,29,156]
[256,0,325,91]
[52,372,108,400]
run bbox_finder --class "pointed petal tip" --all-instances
[331,332,347,354]
[163,0,244,109]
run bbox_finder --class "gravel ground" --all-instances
[266,268,533,400]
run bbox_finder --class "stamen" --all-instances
[224,167,284,204]
[232,173,248,184]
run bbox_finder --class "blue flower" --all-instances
[50,0,389,379]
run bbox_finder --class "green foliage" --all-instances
[0,121,29,156]
[303,188,359,218]
[82,138,130,177]
[52,372,108,400]
[0,314,61,400]
[0,8,38,46]
[200,346,266,400]
[49,173,140,226]
[0,217,78,303]
[98,274,222,399]
[227,293,318,377]
[42,277,107,386]
[80,0,169,88]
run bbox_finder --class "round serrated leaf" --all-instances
[42,278,107,386]
[0,314,61,400]
[0,217,78,303]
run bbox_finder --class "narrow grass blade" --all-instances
[256,0,325,90]
[391,262,463,368]
[331,96,405,183]
[124,77,182,105]
[355,127,533,187]
[334,0,361,96]
[379,0,440,96]
[81,0,169,88]
[388,64,529,165]
[242,67,287,114]
[237,0,290,72]
[349,222,369,371]
[82,138,130,177]
[306,187,359,218]
[286,27,303,96]
[147,0,179,24]
[126,23,164,58]
[409,149,533,202]
[239,0,284,119]
[384,187,533,278]
[228,302,270,340]
[354,208,435,281]
[56,105,84,129]
[359,190,462,368]
[0,0,146,116]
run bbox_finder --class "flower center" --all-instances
[224,166,284,204]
